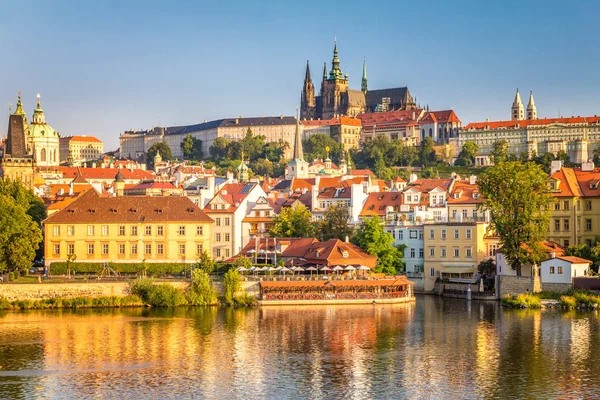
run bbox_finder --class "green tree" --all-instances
[186,269,218,305]
[0,179,47,261]
[0,193,43,272]
[209,137,231,161]
[490,140,509,164]
[419,137,437,167]
[181,134,194,160]
[223,269,242,305]
[478,259,496,276]
[262,140,289,163]
[316,205,354,242]
[351,216,404,275]
[302,134,343,163]
[147,142,173,167]
[195,251,215,274]
[477,161,554,275]
[454,141,479,166]
[252,158,275,177]
[233,255,252,270]
[270,205,315,238]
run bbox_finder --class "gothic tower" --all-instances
[511,89,524,120]
[527,90,537,120]
[361,58,368,94]
[321,40,349,119]
[300,60,316,120]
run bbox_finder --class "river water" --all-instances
[0,296,598,399]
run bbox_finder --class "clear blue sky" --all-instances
[1,0,599,150]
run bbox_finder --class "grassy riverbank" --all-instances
[0,271,257,310]
[502,289,600,310]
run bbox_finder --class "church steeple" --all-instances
[305,60,311,82]
[32,94,46,124]
[329,40,344,80]
[293,107,303,161]
[511,89,524,121]
[361,58,368,94]
[322,62,327,80]
[527,90,537,120]
[13,91,29,127]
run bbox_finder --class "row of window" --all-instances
[53,243,204,256]
[215,233,231,242]
[53,225,205,237]
[429,229,472,240]
[214,217,231,227]
[548,266,563,274]
[429,247,473,258]
[214,248,231,258]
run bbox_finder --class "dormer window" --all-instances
[342,251,349,258]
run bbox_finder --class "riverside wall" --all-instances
[0,280,260,302]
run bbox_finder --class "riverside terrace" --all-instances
[258,277,415,305]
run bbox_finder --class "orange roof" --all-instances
[60,135,103,143]
[429,110,461,123]
[554,256,592,264]
[302,116,362,127]
[464,116,600,130]
[205,182,258,212]
[448,180,483,204]
[45,166,155,181]
[549,167,582,197]
[351,170,374,176]
[572,168,600,197]
[360,192,403,217]
[408,178,452,193]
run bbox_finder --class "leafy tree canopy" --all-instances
[147,142,173,167]
[490,140,509,164]
[270,205,315,238]
[454,141,479,166]
[302,134,344,164]
[180,134,203,161]
[477,161,554,275]
[316,205,354,242]
[351,216,404,275]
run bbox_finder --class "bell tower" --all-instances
[511,89,524,121]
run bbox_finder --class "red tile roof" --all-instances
[448,181,483,204]
[555,256,592,264]
[428,110,461,123]
[60,135,103,143]
[408,178,452,193]
[463,116,600,130]
[46,166,155,181]
[360,192,403,217]
[302,116,362,127]
[205,182,258,212]
[45,190,213,224]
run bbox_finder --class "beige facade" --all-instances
[60,136,104,164]
[423,222,495,291]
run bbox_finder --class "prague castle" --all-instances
[300,41,417,120]
[0,93,60,187]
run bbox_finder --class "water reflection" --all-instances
[0,298,599,399]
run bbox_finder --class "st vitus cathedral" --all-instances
[300,41,417,120]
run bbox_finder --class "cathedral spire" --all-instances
[305,60,312,82]
[294,107,303,161]
[511,89,524,120]
[13,91,28,127]
[361,57,368,93]
[322,62,327,80]
[527,90,537,120]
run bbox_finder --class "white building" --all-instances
[540,255,591,284]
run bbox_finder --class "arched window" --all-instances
[40,148,46,162]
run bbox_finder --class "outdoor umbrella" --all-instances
[237,267,248,273]
[332,265,344,278]
[356,265,370,278]
[344,265,356,271]
[305,266,318,276]
[280,266,291,276]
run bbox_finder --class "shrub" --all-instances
[13,299,34,309]
[8,272,15,282]
[233,292,257,307]
[119,295,144,307]
[186,270,218,306]
[233,256,252,271]
[0,296,12,309]
[223,269,242,305]
[148,284,187,307]
[501,293,542,308]
[130,278,156,303]
[195,251,215,274]
[573,291,600,307]
[560,296,577,308]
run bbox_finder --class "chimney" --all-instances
[550,160,563,175]
[551,252,556,259]
[345,235,349,243]
[469,175,477,185]
[582,160,595,172]
[409,173,418,183]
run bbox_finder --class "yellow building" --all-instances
[548,163,600,248]
[59,135,104,165]
[422,222,496,291]
[43,190,213,266]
